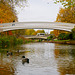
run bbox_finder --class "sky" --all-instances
[16,0,62,22]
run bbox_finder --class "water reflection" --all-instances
[0,46,25,75]
[54,44,75,75]
[0,43,75,75]
[0,52,15,75]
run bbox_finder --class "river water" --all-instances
[0,43,75,75]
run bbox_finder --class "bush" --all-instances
[58,33,66,40]
[17,39,23,44]
[47,35,53,40]
[0,35,24,48]
[71,27,75,40]
[38,39,42,42]
[64,33,72,40]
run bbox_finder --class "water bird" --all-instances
[22,56,29,64]
[7,51,13,56]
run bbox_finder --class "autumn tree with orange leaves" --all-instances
[0,1,18,35]
[56,7,75,23]
[0,1,17,23]
[52,7,75,37]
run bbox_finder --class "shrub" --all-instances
[47,35,53,40]
[58,33,66,40]
[17,39,23,44]
[71,27,75,40]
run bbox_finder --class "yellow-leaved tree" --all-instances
[0,1,18,35]
[33,30,45,35]
[0,1,17,23]
[52,7,75,37]
[56,7,75,23]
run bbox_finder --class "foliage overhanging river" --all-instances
[0,43,75,75]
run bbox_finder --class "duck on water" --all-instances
[7,51,13,56]
[22,56,29,64]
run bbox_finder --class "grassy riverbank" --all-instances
[47,40,75,45]
[0,35,74,49]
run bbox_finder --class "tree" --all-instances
[25,29,35,35]
[54,0,75,8]
[53,7,75,37]
[12,29,26,36]
[64,33,72,40]
[0,0,28,36]
[33,30,45,35]
[53,30,69,37]
[0,1,18,36]
[53,0,75,37]
[0,1,17,23]
[56,7,75,23]
[50,31,54,35]
[0,0,27,7]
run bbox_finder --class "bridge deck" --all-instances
[0,22,75,32]
[23,35,48,39]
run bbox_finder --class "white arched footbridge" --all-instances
[0,22,75,32]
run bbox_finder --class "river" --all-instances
[0,43,75,75]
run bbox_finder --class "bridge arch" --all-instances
[0,22,75,32]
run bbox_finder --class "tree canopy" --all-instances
[54,0,75,8]
[0,1,17,23]
[0,0,27,7]
[56,7,75,23]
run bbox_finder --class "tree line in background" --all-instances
[6,29,45,36]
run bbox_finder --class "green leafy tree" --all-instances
[64,33,72,40]
[58,33,66,40]
[71,27,75,40]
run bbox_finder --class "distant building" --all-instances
[36,33,45,36]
